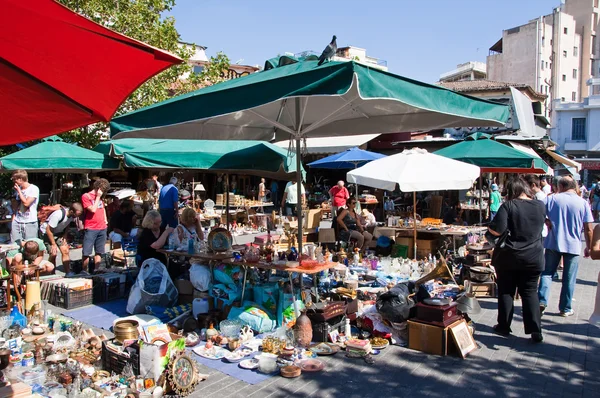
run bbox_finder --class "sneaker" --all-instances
[78,270,90,276]
[531,332,544,343]
[65,272,76,278]
[540,304,547,316]
[560,310,574,317]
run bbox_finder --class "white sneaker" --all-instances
[560,310,574,317]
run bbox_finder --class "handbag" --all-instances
[485,201,512,249]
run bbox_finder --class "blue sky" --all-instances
[169,0,560,83]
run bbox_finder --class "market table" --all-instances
[232,260,338,315]
[376,225,487,253]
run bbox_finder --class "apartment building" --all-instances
[439,61,487,83]
[487,8,582,118]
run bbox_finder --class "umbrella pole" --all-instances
[295,137,303,257]
[354,162,359,211]
[226,174,230,231]
[479,177,482,225]
[413,192,417,260]
[192,178,195,210]
[51,173,56,205]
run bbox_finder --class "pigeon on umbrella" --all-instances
[317,35,337,66]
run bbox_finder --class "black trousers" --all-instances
[496,267,542,334]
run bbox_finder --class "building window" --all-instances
[573,69,578,79]
[541,61,545,70]
[546,61,549,68]
[542,37,546,47]
[562,97,566,101]
[574,46,579,56]
[572,92,577,101]
[562,74,567,81]
[572,118,586,141]
[563,50,568,58]
[564,27,568,34]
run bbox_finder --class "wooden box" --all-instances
[467,281,497,298]
[408,319,461,356]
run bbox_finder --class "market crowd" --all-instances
[487,174,598,343]
[6,168,600,337]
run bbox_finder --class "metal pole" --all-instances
[479,176,483,225]
[413,192,417,260]
[225,174,230,230]
[294,98,304,258]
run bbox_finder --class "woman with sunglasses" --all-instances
[336,196,373,252]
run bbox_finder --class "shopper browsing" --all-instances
[82,178,110,274]
[40,202,83,276]
[159,177,179,228]
[538,177,594,317]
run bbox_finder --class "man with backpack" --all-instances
[39,202,83,276]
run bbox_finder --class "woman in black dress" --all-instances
[488,177,546,342]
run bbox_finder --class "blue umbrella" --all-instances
[308,147,386,201]
[307,147,386,169]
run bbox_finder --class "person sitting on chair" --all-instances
[336,196,373,252]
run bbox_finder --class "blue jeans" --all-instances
[538,249,579,313]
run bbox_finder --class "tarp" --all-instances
[546,149,582,172]
[94,139,304,179]
[0,136,120,172]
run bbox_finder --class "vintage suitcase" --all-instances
[415,302,462,327]
[306,301,346,323]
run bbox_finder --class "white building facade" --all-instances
[439,62,487,83]
[487,9,582,116]
[551,78,600,181]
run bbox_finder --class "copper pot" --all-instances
[293,311,312,348]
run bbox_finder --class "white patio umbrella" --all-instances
[347,148,480,258]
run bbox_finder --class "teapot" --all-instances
[239,325,254,343]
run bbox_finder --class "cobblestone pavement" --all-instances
[188,256,600,398]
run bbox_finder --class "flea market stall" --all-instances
[1,57,510,397]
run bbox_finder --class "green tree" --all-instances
[54,0,229,148]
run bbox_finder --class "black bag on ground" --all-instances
[376,282,415,323]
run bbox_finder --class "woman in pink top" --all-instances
[329,181,350,217]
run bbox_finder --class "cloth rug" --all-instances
[188,348,275,385]
[61,299,129,330]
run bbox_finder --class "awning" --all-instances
[274,134,379,155]
[509,142,553,175]
[546,149,582,172]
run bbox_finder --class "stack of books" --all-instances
[345,338,372,357]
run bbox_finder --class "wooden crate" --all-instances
[467,281,497,298]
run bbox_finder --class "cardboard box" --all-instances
[174,280,194,295]
[395,237,414,258]
[408,319,461,356]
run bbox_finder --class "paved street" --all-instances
[187,256,600,398]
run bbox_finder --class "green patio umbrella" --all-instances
[0,136,120,172]
[94,138,304,179]
[434,133,550,173]
[1,135,120,204]
[110,59,510,253]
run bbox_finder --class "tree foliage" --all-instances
[53,0,230,148]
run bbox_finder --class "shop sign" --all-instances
[581,161,600,170]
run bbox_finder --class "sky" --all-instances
[168,0,562,83]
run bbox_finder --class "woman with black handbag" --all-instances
[488,177,546,342]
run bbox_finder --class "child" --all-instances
[8,239,55,275]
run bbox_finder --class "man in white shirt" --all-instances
[540,177,552,195]
[281,180,306,217]
[11,170,40,243]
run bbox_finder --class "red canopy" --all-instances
[0,0,182,145]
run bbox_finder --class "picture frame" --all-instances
[328,330,340,343]
[448,320,477,358]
